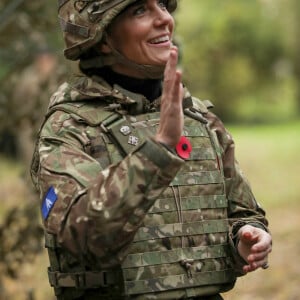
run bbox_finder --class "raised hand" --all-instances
[155,46,184,148]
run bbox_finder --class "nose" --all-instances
[153,4,174,27]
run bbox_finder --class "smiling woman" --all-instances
[30,0,272,299]
[102,0,174,75]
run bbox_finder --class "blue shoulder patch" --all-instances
[41,186,58,220]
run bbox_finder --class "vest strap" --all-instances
[171,170,223,186]
[48,269,120,288]
[122,244,230,268]
[149,195,227,214]
[134,219,229,242]
[124,269,236,295]
[45,231,60,248]
[45,232,61,271]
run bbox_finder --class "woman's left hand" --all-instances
[237,224,272,273]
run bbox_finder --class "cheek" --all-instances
[120,32,146,55]
[112,27,139,50]
[108,19,154,60]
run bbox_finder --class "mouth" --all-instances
[148,35,170,45]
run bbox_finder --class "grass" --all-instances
[0,120,300,299]
[228,120,300,207]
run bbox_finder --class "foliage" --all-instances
[0,0,63,81]
[0,1,67,134]
[176,0,299,123]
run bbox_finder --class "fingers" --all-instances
[248,247,272,263]
[251,239,272,254]
[239,225,271,250]
[238,225,272,273]
[245,248,272,272]
[240,230,259,246]
[163,46,180,84]
[243,254,270,273]
[162,46,183,106]
[248,228,272,254]
[244,249,270,271]
[156,46,184,148]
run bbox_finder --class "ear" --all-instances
[100,41,112,54]
[99,33,113,54]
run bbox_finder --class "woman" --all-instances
[31,0,272,299]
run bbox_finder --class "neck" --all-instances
[95,67,162,101]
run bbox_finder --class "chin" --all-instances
[151,57,169,66]
[146,52,171,65]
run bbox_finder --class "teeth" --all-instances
[150,35,169,44]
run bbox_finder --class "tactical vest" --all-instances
[42,93,237,299]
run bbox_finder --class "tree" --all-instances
[0,3,66,298]
[176,0,296,123]
[0,1,64,81]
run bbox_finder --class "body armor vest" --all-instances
[42,94,236,299]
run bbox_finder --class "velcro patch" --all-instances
[42,186,58,220]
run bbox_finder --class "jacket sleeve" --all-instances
[206,111,269,275]
[34,110,184,268]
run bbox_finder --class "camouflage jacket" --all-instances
[31,73,268,299]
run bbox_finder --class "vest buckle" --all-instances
[180,258,194,278]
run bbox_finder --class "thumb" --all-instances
[240,229,259,246]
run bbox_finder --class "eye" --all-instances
[158,0,168,9]
[132,4,146,16]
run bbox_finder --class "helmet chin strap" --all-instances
[80,36,166,79]
[107,46,166,79]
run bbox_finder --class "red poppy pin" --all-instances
[176,136,192,159]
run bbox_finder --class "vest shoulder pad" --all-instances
[47,102,115,126]
[183,96,214,114]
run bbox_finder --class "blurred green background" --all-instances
[176,0,300,123]
[0,0,299,299]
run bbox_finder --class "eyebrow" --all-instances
[118,0,147,17]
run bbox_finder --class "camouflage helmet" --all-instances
[58,0,177,61]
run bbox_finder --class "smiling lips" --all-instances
[149,35,170,44]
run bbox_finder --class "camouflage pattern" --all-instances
[31,73,269,299]
[58,0,177,60]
